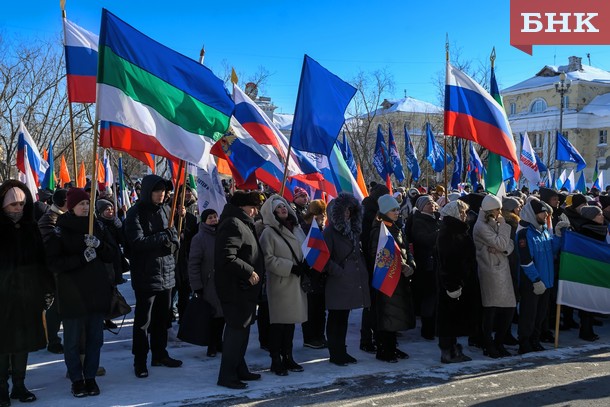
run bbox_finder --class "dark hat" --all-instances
[200,208,218,223]
[538,187,558,204]
[580,205,602,220]
[570,193,587,209]
[599,195,610,209]
[152,180,167,192]
[530,199,550,215]
[66,188,90,211]
[38,188,53,202]
[502,197,520,212]
[230,190,265,208]
[52,189,68,208]
[95,198,113,214]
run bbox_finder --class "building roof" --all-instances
[581,93,610,117]
[502,63,610,94]
[374,97,442,115]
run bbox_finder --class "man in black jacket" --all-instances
[124,175,181,378]
[215,190,265,389]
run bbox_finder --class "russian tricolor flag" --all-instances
[63,18,98,103]
[444,62,520,180]
[16,120,48,187]
[301,220,330,272]
[372,223,402,297]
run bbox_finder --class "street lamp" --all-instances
[555,71,571,174]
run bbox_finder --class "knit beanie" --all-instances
[580,205,602,220]
[2,187,26,208]
[66,188,90,211]
[481,194,502,211]
[415,195,433,211]
[95,198,113,214]
[570,194,587,209]
[530,199,550,215]
[377,194,400,215]
[52,189,68,208]
[272,198,286,212]
[502,197,520,212]
[200,209,218,223]
[293,187,309,201]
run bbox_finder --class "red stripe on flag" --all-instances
[378,241,402,297]
[67,75,96,103]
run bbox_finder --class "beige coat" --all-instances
[473,211,516,308]
[259,195,308,324]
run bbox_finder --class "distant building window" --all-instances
[600,130,608,145]
[530,99,547,113]
[510,103,516,115]
[563,96,569,109]
[534,133,543,148]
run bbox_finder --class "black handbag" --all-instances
[106,287,131,320]
[177,294,213,346]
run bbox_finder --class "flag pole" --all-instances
[554,303,561,349]
[88,120,100,235]
[443,35,449,196]
[177,165,188,237]
[168,160,184,229]
[61,6,79,182]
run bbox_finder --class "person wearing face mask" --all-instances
[436,200,476,363]
[45,188,115,398]
[516,198,561,354]
[409,195,441,340]
[259,195,308,376]
[0,180,53,406]
[473,195,516,359]
[188,209,224,357]
[368,195,415,363]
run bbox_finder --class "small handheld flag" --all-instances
[372,223,402,297]
[301,220,330,272]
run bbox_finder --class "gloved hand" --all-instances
[193,289,204,297]
[291,263,303,277]
[44,293,54,310]
[555,220,570,237]
[446,287,462,299]
[533,280,546,295]
[84,234,100,248]
[84,247,97,262]
[401,264,414,277]
[165,228,180,244]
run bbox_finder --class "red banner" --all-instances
[510,0,610,54]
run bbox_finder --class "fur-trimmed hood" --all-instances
[330,192,362,242]
[260,194,298,230]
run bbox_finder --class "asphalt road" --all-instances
[187,346,610,407]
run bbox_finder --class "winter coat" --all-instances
[188,222,222,317]
[323,193,371,311]
[578,219,609,242]
[0,180,52,354]
[564,206,588,233]
[38,204,63,241]
[124,174,178,292]
[98,215,127,285]
[473,211,516,308]
[501,210,521,301]
[175,210,198,288]
[369,217,415,332]
[436,215,477,338]
[214,203,264,328]
[259,195,308,324]
[45,212,115,319]
[410,210,441,317]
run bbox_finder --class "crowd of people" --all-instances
[1,174,609,402]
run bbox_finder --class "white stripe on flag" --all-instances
[557,280,610,314]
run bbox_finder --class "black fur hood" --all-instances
[330,192,362,242]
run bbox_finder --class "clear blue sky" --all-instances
[3,0,610,114]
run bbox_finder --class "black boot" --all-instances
[0,381,9,407]
[453,344,472,362]
[440,347,455,364]
[282,353,304,372]
[269,354,288,376]
[518,338,533,354]
[375,332,397,363]
[483,342,501,359]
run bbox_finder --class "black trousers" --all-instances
[45,301,62,347]
[302,291,326,343]
[269,323,295,355]
[257,302,270,349]
[208,317,225,351]
[218,324,251,383]
[482,306,515,346]
[518,280,550,344]
[132,289,172,364]
[326,309,350,358]
[0,352,28,387]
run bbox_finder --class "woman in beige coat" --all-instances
[473,194,515,359]
[259,195,308,376]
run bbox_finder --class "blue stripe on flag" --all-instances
[562,230,610,264]
[65,46,98,76]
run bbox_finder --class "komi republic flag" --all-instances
[301,220,330,272]
[372,222,402,297]
[557,231,610,314]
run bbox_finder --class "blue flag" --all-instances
[374,124,392,180]
[451,138,462,189]
[425,122,452,172]
[556,132,586,171]
[387,124,405,182]
[339,131,357,179]
[404,124,420,182]
[291,55,357,156]
[575,171,587,193]
[535,152,548,173]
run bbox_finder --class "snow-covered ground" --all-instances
[23,275,610,407]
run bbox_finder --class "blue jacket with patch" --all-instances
[516,222,560,288]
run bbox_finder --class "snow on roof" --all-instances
[581,93,610,117]
[272,113,294,131]
[374,97,442,115]
[502,64,610,94]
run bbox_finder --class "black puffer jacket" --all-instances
[46,212,114,318]
[0,180,52,353]
[214,203,264,328]
[124,174,178,292]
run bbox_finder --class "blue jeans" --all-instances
[63,313,104,382]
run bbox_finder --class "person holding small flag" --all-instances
[368,194,415,363]
[323,192,370,366]
[259,195,308,376]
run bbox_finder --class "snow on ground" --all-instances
[24,274,610,407]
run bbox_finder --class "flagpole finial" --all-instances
[231,68,238,85]
[60,0,66,12]
[199,44,205,65]
[490,47,496,68]
[445,33,450,62]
